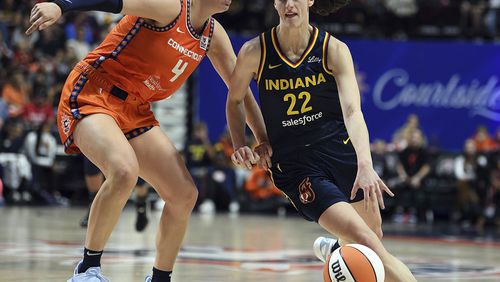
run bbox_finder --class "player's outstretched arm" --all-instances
[208,23,271,168]
[26,0,179,35]
[328,36,394,212]
[223,38,264,169]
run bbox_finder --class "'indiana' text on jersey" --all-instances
[257,26,344,158]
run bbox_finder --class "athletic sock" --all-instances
[151,267,172,282]
[78,248,103,273]
[331,241,341,253]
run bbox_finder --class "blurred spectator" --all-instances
[392,114,424,151]
[494,127,500,149]
[472,125,496,153]
[23,121,58,205]
[34,29,64,57]
[244,166,281,200]
[67,29,92,60]
[22,86,54,130]
[0,119,31,204]
[454,139,489,227]
[460,0,487,37]
[1,72,29,117]
[184,122,214,209]
[0,32,14,65]
[202,133,240,214]
[485,0,500,39]
[489,155,500,227]
[0,96,8,130]
[243,166,286,213]
[0,118,25,153]
[394,130,432,224]
[384,0,418,38]
[372,139,389,179]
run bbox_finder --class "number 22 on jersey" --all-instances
[284,91,313,116]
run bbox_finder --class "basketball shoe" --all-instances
[67,260,109,282]
[313,236,338,263]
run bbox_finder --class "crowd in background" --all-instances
[219,0,500,40]
[182,118,500,231]
[0,0,499,231]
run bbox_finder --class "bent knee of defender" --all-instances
[165,184,198,215]
[107,162,139,195]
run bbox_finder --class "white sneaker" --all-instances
[199,199,215,214]
[229,201,240,214]
[313,236,338,263]
[67,260,109,282]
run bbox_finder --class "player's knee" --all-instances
[180,184,198,209]
[108,161,139,192]
[168,183,198,214]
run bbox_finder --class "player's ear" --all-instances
[308,0,315,8]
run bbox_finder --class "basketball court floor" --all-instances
[1,207,499,282]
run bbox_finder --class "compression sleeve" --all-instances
[52,0,123,14]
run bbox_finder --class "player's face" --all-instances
[274,0,314,27]
[206,0,232,14]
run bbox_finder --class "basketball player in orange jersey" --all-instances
[226,0,417,281]
[27,0,266,281]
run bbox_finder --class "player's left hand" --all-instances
[351,166,394,212]
[26,2,62,35]
[254,142,273,170]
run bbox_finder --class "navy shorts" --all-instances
[83,156,146,185]
[269,136,364,222]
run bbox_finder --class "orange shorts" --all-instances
[57,66,159,154]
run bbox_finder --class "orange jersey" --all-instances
[82,0,214,102]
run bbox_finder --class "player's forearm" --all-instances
[344,110,373,168]
[52,0,123,13]
[226,97,248,149]
[243,89,269,145]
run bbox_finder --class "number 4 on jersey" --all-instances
[170,59,188,82]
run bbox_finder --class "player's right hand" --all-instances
[26,3,62,35]
[231,146,260,170]
[254,142,273,170]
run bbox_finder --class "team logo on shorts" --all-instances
[299,177,315,204]
[61,114,72,136]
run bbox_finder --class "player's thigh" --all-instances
[351,200,383,239]
[74,113,138,177]
[128,126,196,202]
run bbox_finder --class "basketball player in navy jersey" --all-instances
[226,0,417,281]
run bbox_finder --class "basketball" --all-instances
[323,244,385,282]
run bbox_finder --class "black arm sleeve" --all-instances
[52,0,123,14]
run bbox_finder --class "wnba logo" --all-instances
[330,260,347,281]
[299,177,315,204]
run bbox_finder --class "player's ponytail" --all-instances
[311,0,351,16]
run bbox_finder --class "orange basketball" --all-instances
[323,244,385,282]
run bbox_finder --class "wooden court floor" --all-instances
[0,207,499,282]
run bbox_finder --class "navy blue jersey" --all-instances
[257,26,346,160]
